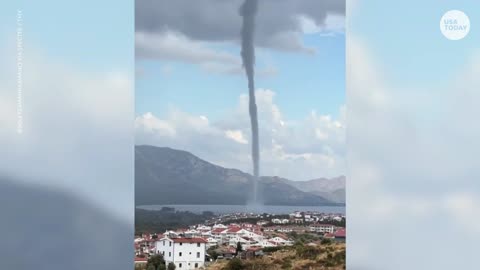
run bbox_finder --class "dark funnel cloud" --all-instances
[240,0,260,202]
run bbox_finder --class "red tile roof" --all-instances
[172,238,207,244]
[335,228,346,238]
[312,224,335,227]
[212,228,227,234]
[227,227,242,233]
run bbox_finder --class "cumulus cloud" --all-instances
[135,0,344,54]
[135,89,345,181]
[298,14,345,36]
[225,130,248,144]
[443,193,480,233]
[136,31,277,76]
[136,31,238,65]
[135,112,176,137]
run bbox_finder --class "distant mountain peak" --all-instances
[135,145,345,206]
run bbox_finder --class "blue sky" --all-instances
[134,1,346,180]
[350,0,479,88]
[136,29,345,121]
[1,1,132,73]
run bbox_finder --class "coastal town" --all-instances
[134,211,346,270]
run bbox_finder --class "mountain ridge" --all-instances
[135,145,345,206]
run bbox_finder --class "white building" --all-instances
[196,225,211,231]
[211,228,228,244]
[256,220,269,226]
[205,237,218,248]
[291,211,302,218]
[164,230,180,238]
[228,236,249,246]
[309,224,336,234]
[276,227,293,233]
[212,224,228,229]
[293,218,303,224]
[155,237,207,269]
[271,219,281,224]
[305,217,315,222]
[272,218,289,224]
[258,239,277,247]
[184,229,200,238]
[269,237,292,246]
[333,216,343,222]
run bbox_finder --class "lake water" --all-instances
[137,204,345,215]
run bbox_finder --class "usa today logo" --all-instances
[440,10,470,40]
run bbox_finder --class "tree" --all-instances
[207,248,219,260]
[236,242,243,255]
[321,238,333,245]
[167,262,176,270]
[262,246,282,253]
[224,258,244,270]
[296,245,317,260]
[147,254,166,270]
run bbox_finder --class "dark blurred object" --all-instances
[0,177,133,270]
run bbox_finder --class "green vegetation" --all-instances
[207,246,220,260]
[236,242,243,255]
[135,255,175,270]
[167,262,176,270]
[295,245,318,260]
[262,246,285,253]
[209,243,346,270]
[321,238,333,245]
[135,264,146,270]
[287,232,321,244]
[223,214,289,226]
[146,254,166,270]
[223,258,244,270]
[320,219,346,228]
[135,208,215,234]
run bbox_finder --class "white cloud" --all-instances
[261,31,317,54]
[225,130,248,144]
[443,193,480,234]
[135,89,345,180]
[298,14,345,36]
[135,112,176,137]
[136,31,278,77]
[136,30,238,65]
[136,0,345,54]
